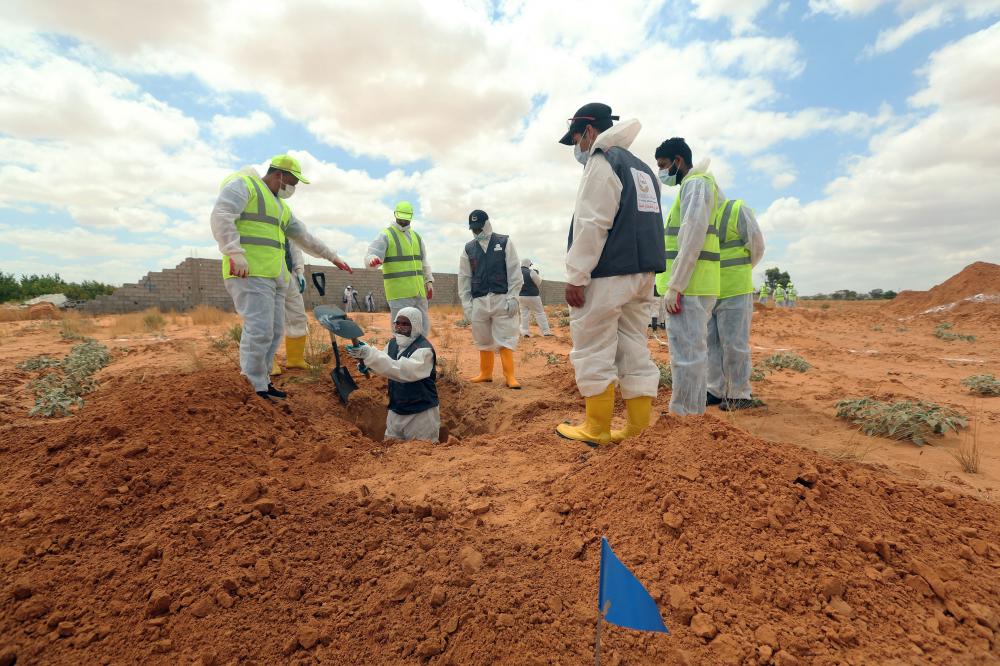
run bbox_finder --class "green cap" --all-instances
[269,154,309,184]
[394,201,414,220]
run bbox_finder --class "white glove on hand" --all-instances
[665,288,682,314]
[346,343,370,360]
[505,297,518,315]
[228,254,249,278]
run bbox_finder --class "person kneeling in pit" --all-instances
[346,307,440,443]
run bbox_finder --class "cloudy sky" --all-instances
[1,0,998,295]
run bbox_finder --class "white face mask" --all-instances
[574,142,588,166]
[394,332,414,348]
[277,183,295,199]
[658,169,677,187]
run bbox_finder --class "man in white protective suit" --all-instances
[458,209,524,389]
[555,103,665,446]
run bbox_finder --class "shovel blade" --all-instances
[314,304,347,321]
[331,366,358,404]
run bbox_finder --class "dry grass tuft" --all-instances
[105,308,167,337]
[190,304,233,326]
[59,311,97,340]
[0,307,30,322]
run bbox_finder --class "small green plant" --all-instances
[871,325,883,332]
[657,362,672,388]
[835,397,967,446]
[24,339,112,417]
[896,326,909,333]
[16,355,62,371]
[961,375,1000,396]
[934,322,975,342]
[820,303,830,310]
[227,323,243,344]
[211,337,231,352]
[143,311,166,332]
[545,353,561,365]
[764,352,811,373]
[455,317,470,328]
[750,364,768,382]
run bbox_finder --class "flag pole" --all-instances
[594,600,610,666]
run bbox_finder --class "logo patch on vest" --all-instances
[494,243,502,251]
[630,167,660,213]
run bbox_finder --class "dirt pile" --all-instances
[2,357,998,664]
[889,261,1000,316]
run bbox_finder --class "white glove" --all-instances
[665,288,682,314]
[505,297,518,315]
[228,254,249,278]
[462,305,472,321]
[346,343,370,360]
[295,269,305,293]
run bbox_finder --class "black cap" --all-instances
[468,210,488,227]
[559,102,619,145]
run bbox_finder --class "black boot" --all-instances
[706,392,722,406]
[266,383,287,399]
[650,317,658,330]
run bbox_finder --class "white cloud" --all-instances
[690,0,774,33]
[759,22,1000,293]
[867,5,951,55]
[209,111,273,141]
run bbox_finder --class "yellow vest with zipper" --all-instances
[717,199,754,298]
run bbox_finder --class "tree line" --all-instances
[764,267,896,300]
[0,272,116,303]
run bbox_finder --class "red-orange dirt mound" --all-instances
[2,363,999,664]
[889,261,1000,315]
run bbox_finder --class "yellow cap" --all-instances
[394,201,414,220]
[269,154,309,184]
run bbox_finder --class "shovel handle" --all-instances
[352,337,369,376]
[312,272,326,297]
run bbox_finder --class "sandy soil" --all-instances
[1,299,998,665]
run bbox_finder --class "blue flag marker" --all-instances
[597,537,669,634]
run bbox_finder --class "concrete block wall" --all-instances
[82,258,568,314]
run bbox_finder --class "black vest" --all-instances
[465,234,509,298]
[519,266,540,297]
[567,146,666,279]
[387,335,438,415]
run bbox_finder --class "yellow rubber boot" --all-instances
[270,357,282,376]
[470,351,494,383]
[556,383,615,446]
[610,396,653,443]
[498,348,521,389]
[285,335,310,369]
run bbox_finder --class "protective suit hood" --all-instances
[394,306,425,349]
[589,118,641,156]
[473,220,494,242]
[520,258,532,268]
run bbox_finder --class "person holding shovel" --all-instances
[347,307,439,442]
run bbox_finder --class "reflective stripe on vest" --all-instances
[381,227,426,301]
[655,172,721,297]
[717,199,754,298]
[221,173,291,279]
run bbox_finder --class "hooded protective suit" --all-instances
[457,220,523,352]
[211,166,343,393]
[706,205,765,402]
[566,119,661,401]
[662,158,722,415]
[283,240,308,338]
[517,258,552,336]
[349,307,440,442]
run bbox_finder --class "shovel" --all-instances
[314,304,370,377]
[317,313,369,404]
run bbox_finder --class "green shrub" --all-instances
[961,375,1000,396]
[835,397,967,446]
[454,317,470,328]
[750,365,768,382]
[227,323,243,343]
[934,322,975,342]
[16,355,62,371]
[763,352,811,372]
[23,339,111,417]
